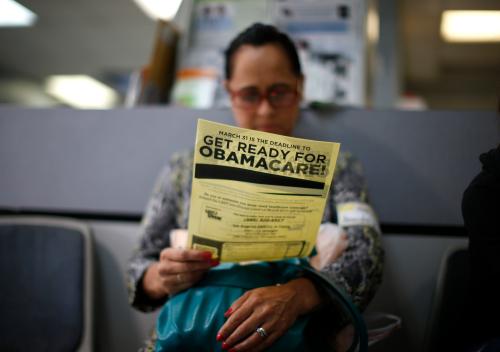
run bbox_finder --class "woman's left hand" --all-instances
[216,277,322,352]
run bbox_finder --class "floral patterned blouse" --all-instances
[127,149,384,315]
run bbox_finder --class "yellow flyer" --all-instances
[187,119,340,262]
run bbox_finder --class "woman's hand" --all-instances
[142,248,219,299]
[216,278,322,352]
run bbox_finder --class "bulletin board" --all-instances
[172,0,367,107]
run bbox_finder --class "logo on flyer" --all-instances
[205,209,222,221]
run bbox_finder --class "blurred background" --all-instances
[0,0,498,111]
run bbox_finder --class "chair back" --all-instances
[425,245,470,352]
[0,216,94,352]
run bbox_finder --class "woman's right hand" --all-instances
[142,248,219,299]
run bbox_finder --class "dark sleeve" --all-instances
[319,152,384,311]
[126,160,182,312]
[462,172,500,341]
[462,172,500,240]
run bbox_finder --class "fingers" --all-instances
[230,323,281,352]
[218,294,253,338]
[223,317,282,352]
[158,247,218,278]
[160,247,214,262]
[155,248,219,295]
[157,264,207,285]
[217,286,299,352]
[221,310,291,352]
[223,291,251,318]
[158,268,207,295]
[157,259,213,275]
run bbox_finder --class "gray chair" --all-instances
[425,245,470,352]
[0,216,94,351]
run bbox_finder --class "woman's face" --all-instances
[225,44,303,136]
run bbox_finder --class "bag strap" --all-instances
[299,263,368,352]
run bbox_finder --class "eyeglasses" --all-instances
[228,84,299,110]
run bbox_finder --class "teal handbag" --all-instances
[155,259,367,352]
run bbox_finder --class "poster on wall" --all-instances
[271,0,366,106]
[192,1,236,49]
[271,0,356,54]
[180,1,273,107]
[179,0,366,107]
[190,0,272,50]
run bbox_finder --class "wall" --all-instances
[0,106,497,225]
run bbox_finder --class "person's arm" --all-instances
[127,152,194,311]
[319,152,384,311]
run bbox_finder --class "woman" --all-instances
[128,23,383,352]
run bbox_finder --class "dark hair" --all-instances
[224,23,302,80]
